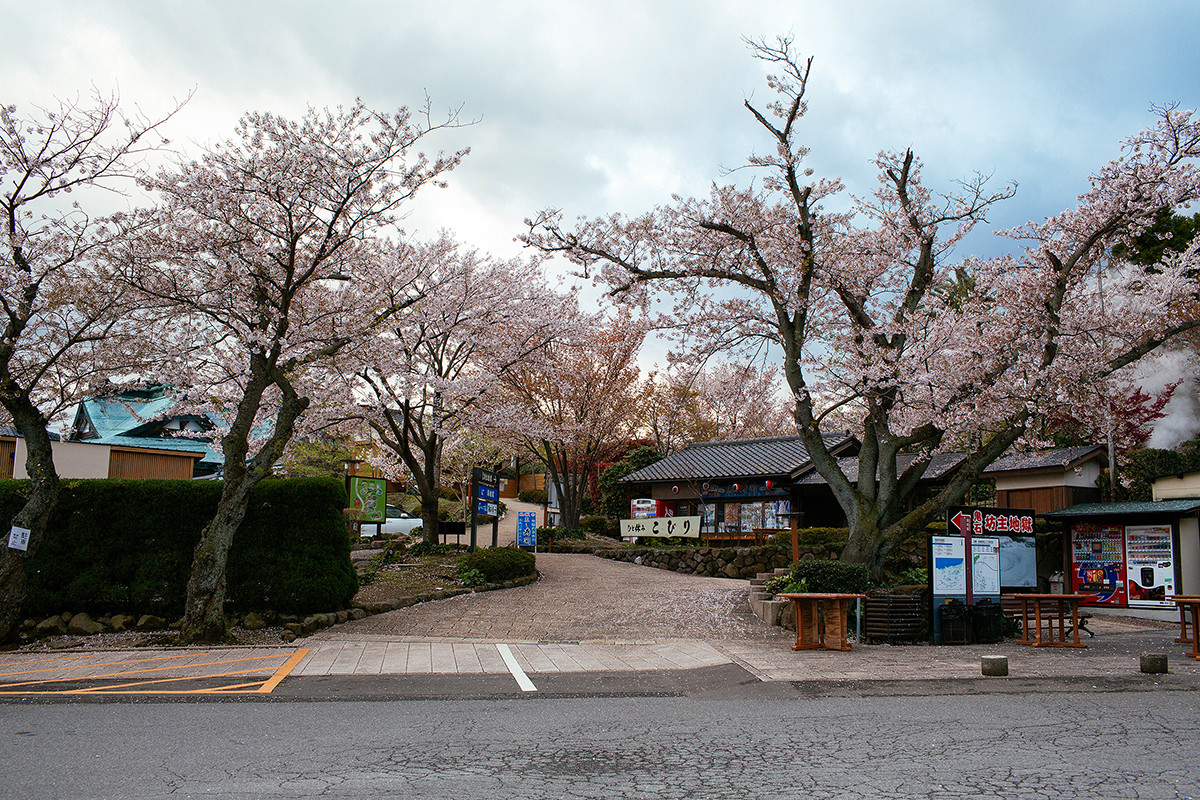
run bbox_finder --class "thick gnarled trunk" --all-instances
[180,366,309,643]
[0,399,61,642]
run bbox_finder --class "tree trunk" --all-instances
[420,494,441,545]
[180,475,257,642]
[180,367,309,643]
[0,398,61,642]
[840,517,889,577]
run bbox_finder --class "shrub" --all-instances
[765,559,872,596]
[2,477,355,617]
[578,515,618,538]
[409,541,450,557]
[457,548,536,583]
[537,525,584,541]
[518,488,548,504]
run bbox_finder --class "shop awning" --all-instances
[1042,499,1200,518]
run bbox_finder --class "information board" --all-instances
[971,537,1001,596]
[348,476,386,522]
[931,535,967,594]
[516,511,537,547]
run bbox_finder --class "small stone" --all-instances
[335,611,348,624]
[136,614,167,631]
[280,629,297,643]
[284,622,303,637]
[67,612,105,636]
[349,608,367,620]
[1141,652,1169,674]
[109,614,137,633]
[36,616,68,637]
[242,612,267,631]
[981,655,1009,677]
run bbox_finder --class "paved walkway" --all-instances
[298,553,1200,684]
[5,554,1199,691]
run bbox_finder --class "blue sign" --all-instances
[476,500,498,516]
[517,511,537,547]
[478,484,499,502]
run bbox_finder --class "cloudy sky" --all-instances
[5,1,1198,263]
[4,1,1199,439]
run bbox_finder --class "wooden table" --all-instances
[1003,593,1088,648]
[1172,596,1200,660]
[777,593,867,652]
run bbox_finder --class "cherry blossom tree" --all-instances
[0,92,180,642]
[642,362,791,453]
[345,236,566,543]
[499,307,646,532]
[129,100,466,642]
[524,36,1200,572]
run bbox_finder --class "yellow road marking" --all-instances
[257,648,308,693]
[0,652,208,679]
[0,649,309,695]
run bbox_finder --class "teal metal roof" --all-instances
[1042,499,1200,518]
[73,390,223,468]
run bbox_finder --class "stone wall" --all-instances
[596,544,828,580]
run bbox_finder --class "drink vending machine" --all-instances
[1124,525,1175,607]
[1070,522,1177,607]
[1070,524,1127,606]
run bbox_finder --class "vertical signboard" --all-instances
[348,476,386,522]
[931,535,967,595]
[517,511,538,549]
[472,467,500,551]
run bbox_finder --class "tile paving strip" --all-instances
[0,649,308,695]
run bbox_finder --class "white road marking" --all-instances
[496,644,537,692]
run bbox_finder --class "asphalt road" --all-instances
[4,681,1199,799]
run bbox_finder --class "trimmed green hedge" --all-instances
[766,559,873,595]
[457,548,536,583]
[0,477,356,617]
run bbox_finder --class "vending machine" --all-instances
[1070,523,1127,606]
[1124,525,1176,608]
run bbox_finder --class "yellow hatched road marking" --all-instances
[0,649,309,695]
[0,652,208,679]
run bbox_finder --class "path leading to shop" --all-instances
[304,552,1200,686]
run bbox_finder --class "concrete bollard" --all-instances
[1141,652,1169,674]
[981,655,1009,677]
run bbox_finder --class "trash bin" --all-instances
[938,600,970,645]
[971,599,1004,644]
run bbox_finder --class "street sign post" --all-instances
[471,467,500,552]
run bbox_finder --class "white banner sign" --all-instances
[620,516,702,539]
[7,526,31,552]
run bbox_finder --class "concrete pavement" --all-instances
[5,552,1199,694]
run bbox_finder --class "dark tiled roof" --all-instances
[795,452,966,485]
[1042,500,1200,517]
[621,433,854,484]
[0,427,60,441]
[983,445,1105,474]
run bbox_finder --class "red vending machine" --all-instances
[1070,523,1127,606]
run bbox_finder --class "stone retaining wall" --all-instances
[595,544,838,580]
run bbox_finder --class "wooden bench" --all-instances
[1000,595,1093,639]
